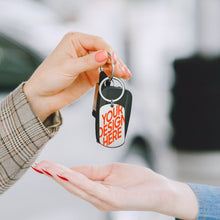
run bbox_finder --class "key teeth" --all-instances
[92,110,96,117]
[110,100,114,108]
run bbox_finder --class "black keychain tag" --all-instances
[92,53,132,148]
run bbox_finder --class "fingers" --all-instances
[31,161,117,211]
[64,50,108,74]
[32,161,109,199]
[61,32,112,56]
[70,164,113,181]
[102,61,131,80]
[74,32,132,77]
[32,162,113,210]
[62,32,132,80]
[73,32,113,53]
[63,51,131,82]
[94,49,131,80]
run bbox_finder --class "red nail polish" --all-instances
[119,64,125,73]
[31,166,44,174]
[124,67,132,78]
[57,175,69,181]
[124,67,130,74]
[95,50,108,63]
[42,169,53,177]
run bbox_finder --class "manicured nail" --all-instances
[31,166,44,174]
[119,64,125,73]
[57,175,69,181]
[42,169,53,177]
[112,52,117,64]
[124,67,131,74]
[124,67,132,78]
[95,50,108,63]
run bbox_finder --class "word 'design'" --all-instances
[99,104,125,147]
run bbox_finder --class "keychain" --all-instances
[92,53,132,148]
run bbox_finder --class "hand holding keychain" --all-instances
[92,53,132,148]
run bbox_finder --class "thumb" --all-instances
[65,50,108,74]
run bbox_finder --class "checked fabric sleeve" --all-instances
[0,83,62,194]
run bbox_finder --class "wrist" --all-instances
[161,179,198,220]
[23,82,52,122]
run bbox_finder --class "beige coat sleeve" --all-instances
[0,83,62,194]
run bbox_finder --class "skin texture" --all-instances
[33,161,198,220]
[24,32,131,122]
[26,32,198,220]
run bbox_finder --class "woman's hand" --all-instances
[33,161,198,220]
[24,32,131,122]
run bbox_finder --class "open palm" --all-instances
[35,161,168,212]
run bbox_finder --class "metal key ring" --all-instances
[99,52,115,81]
[99,77,125,103]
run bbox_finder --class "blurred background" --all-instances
[0,0,220,219]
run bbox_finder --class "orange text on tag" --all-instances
[99,105,125,146]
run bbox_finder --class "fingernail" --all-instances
[112,52,117,64]
[124,67,131,74]
[95,50,108,63]
[119,64,125,73]
[124,67,132,78]
[42,169,53,177]
[57,175,69,181]
[31,166,44,174]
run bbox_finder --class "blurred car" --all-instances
[0,0,62,92]
[0,32,42,91]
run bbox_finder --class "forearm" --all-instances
[152,176,198,220]
[156,177,220,220]
[165,180,198,220]
[0,83,62,194]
